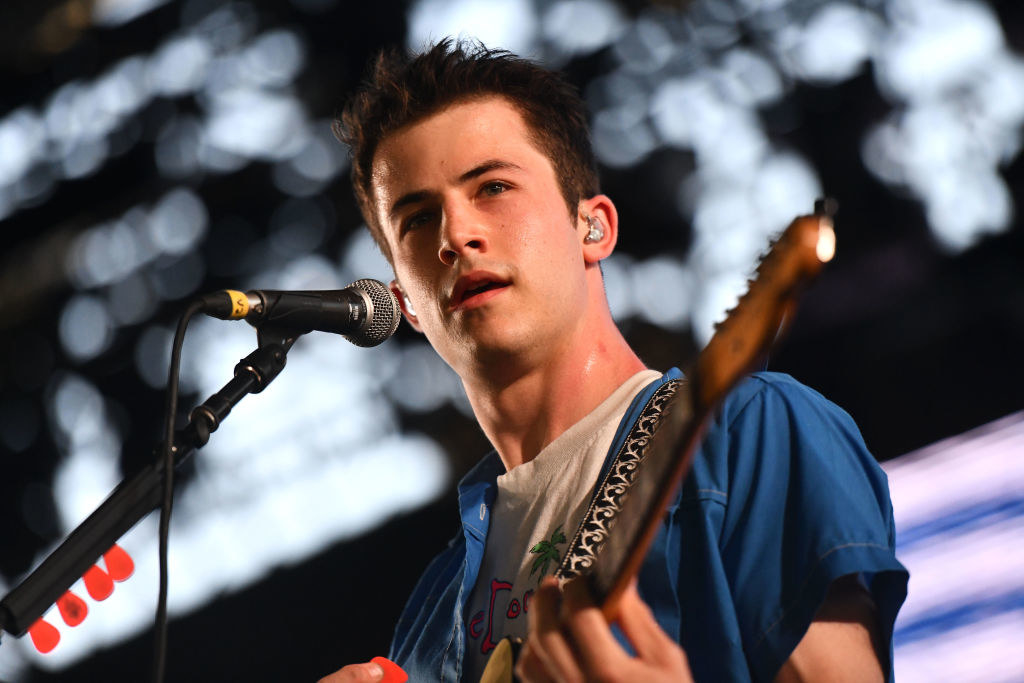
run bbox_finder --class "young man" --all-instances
[322,41,907,682]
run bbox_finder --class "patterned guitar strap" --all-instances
[556,377,685,580]
[479,378,687,683]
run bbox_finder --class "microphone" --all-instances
[199,278,401,347]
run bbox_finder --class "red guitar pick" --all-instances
[28,618,60,654]
[103,544,134,582]
[83,564,114,601]
[56,590,88,627]
[371,657,408,683]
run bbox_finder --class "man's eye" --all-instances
[481,181,509,196]
[403,211,434,232]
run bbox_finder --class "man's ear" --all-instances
[577,194,619,264]
[390,280,422,333]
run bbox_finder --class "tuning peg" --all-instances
[28,618,60,654]
[82,564,114,601]
[103,544,135,582]
[56,590,88,627]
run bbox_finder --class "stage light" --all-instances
[541,0,624,62]
[147,188,208,256]
[407,0,538,57]
[631,257,692,331]
[339,229,397,288]
[93,0,170,27]
[885,412,1024,682]
[57,296,115,362]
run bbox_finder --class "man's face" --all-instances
[370,96,592,374]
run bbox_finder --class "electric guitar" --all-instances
[480,202,837,682]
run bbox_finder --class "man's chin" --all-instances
[449,326,538,372]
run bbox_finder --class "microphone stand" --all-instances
[0,326,299,639]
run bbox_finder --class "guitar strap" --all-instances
[556,378,685,580]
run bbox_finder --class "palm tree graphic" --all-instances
[529,525,566,581]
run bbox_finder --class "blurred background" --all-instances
[0,0,1021,680]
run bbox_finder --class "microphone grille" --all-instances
[344,278,401,347]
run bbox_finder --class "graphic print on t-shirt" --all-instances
[467,523,569,654]
[529,524,566,581]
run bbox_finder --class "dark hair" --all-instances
[334,39,600,258]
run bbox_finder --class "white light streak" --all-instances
[542,0,626,60]
[0,13,312,221]
[407,0,539,56]
[204,89,309,160]
[57,296,116,361]
[61,188,209,320]
[48,375,123,529]
[877,0,1003,101]
[885,412,1024,683]
[789,3,881,84]
[894,611,1024,683]
[0,109,46,187]
[148,34,214,97]
[272,121,350,196]
[717,49,785,107]
[592,102,657,168]
[385,342,464,412]
[148,188,209,255]
[93,0,171,27]
[241,29,306,88]
[339,229,396,287]
[613,16,676,74]
[630,256,693,330]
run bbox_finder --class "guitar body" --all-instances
[479,637,521,683]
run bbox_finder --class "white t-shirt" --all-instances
[462,369,661,679]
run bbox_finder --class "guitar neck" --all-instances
[572,211,836,619]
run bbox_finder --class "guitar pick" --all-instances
[103,544,134,582]
[83,564,114,601]
[56,590,88,627]
[371,656,408,683]
[27,618,60,654]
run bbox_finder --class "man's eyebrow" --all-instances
[457,159,523,184]
[390,190,431,219]
[389,160,524,219]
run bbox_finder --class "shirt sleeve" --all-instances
[702,372,908,682]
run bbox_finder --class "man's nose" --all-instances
[438,205,488,266]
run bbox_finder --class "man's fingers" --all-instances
[515,643,557,683]
[560,578,631,676]
[522,577,693,683]
[523,577,585,682]
[617,580,691,672]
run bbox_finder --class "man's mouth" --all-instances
[450,272,511,309]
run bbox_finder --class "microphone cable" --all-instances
[153,299,205,683]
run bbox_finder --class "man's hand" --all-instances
[516,577,693,683]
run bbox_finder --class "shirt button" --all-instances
[479,503,486,520]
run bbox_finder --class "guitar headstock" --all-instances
[551,201,837,625]
[693,202,836,412]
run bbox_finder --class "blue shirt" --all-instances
[388,371,909,681]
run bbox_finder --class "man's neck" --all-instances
[462,311,646,471]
